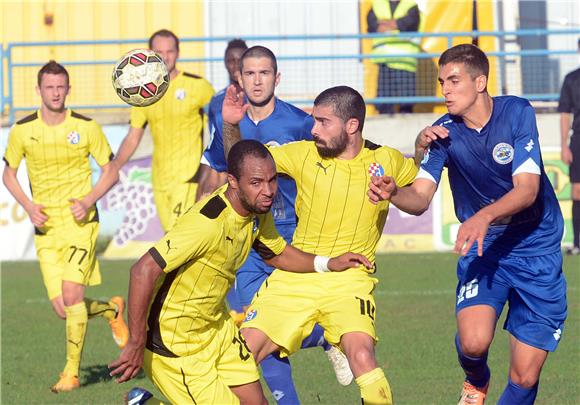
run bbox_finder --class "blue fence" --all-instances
[2,29,579,124]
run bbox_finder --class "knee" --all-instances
[347,346,375,370]
[458,336,489,358]
[509,370,539,389]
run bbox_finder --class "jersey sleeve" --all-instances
[511,102,541,176]
[418,139,447,185]
[129,106,148,129]
[557,74,573,113]
[251,212,287,260]
[301,115,314,140]
[3,125,25,169]
[267,142,302,177]
[198,79,215,107]
[202,112,227,172]
[388,149,418,187]
[149,213,218,273]
[88,121,114,166]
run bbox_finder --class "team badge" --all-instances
[368,162,384,177]
[492,143,514,165]
[252,217,259,233]
[175,88,186,100]
[244,309,257,322]
[67,131,80,145]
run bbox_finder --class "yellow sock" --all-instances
[84,297,116,320]
[63,302,88,377]
[355,368,393,405]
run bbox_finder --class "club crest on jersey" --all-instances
[175,88,186,100]
[368,162,384,177]
[492,143,514,165]
[244,309,257,322]
[67,131,80,145]
[252,217,259,233]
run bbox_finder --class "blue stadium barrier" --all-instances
[3,29,580,124]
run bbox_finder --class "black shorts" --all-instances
[570,134,580,183]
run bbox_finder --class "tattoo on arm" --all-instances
[223,122,241,163]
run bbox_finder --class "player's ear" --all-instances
[274,72,281,88]
[475,74,487,93]
[227,173,239,190]
[35,85,41,96]
[346,118,360,135]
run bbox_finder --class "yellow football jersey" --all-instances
[146,185,286,358]
[130,71,215,189]
[3,110,113,230]
[269,139,418,269]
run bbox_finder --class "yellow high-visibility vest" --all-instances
[371,0,422,72]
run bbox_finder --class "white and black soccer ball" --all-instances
[112,49,169,107]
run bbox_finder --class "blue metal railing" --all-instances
[3,29,580,124]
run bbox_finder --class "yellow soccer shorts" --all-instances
[34,221,101,300]
[143,316,260,404]
[153,181,198,232]
[241,269,379,356]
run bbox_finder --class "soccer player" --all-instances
[108,140,371,404]
[2,61,128,393]
[201,45,353,404]
[222,84,418,405]
[369,44,568,405]
[114,29,215,231]
[196,38,248,201]
[558,38,580,255]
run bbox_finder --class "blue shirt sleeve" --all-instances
[511,102,542,174]
[203,111,227,172]
[302,115,314,140]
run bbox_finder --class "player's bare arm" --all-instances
[222,84,249,160]
[108,252,163,383]
[196,164,227,201]
[2,165,48,227]
[70,161,119,221]
[454,172,540,257]
[560,112,573,165]
[265,244,372,273]
[414,125,449,166]
[113,126,145,169]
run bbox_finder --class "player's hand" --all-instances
[454,213,491,257]
[368,175,397,205]
[25,203,48,227]
[328,253,373,272]
[222,84,249,125]
[69,198,89,221]
[561,145,573,165]
[416,126,449,150]
[108,341,144,383]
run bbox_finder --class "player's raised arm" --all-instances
[108,252,164,383]
[222,84,249,160]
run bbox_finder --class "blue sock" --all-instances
[455,334,490,388]
[497,379,538,405]
[261,353,300,405]
[300,324,330,350]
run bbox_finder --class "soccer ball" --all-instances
[112,49,169,107]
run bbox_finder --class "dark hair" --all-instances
[227,140,274,180]
[37,60,69,86]
[148,29,179,51]
[439,44,489,79]
[314,86,366,133]
[225,38,248,57]
[241,45,277,74]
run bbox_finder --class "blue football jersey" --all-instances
[203,97,314,229]
[419,96,564,256]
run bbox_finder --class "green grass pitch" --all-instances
[2,253,578,404]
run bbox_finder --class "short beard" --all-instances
[248,91,275,108]
[315,131,348,158]
[239,193,271,215]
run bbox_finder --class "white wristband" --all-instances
[313,255,331,273]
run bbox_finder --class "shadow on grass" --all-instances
[81,364,147,387]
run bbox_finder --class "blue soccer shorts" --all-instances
[455,250,567,352]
